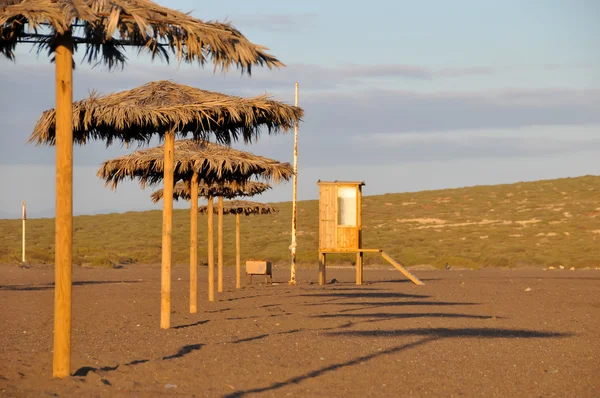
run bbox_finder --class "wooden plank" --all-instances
[319,185,336,250]
[320,248,382,254]
[318,181,365,186]
[337,227,358,250]
[381,252,425,285]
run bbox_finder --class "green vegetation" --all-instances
[1,175,599,269]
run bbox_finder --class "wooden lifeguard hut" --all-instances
[317,180,424,286]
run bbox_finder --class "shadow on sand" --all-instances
[223,327,570,398]
[0,280,143,291]
[72,343,204,377]
[311,312,501,320]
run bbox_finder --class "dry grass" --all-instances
[1,175,599,269]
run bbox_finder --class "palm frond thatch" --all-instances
[0,0,282,72]
[150,180,270,203]
[199,200,278,216]
[98,139,294,189]
[28,80,303,146]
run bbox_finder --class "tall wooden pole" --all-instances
[53,33,73,379]
[289,82,299,285]
[21,201,26,263]
[356,186,363,285]
[217,196,224,293]
[189,173,199,313]
[207,195,215,302]
[235,213,241,289]
[160,131,175,329]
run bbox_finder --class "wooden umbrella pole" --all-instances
[289,82,299,285]
[207,195,215,302]
[217,196,224,293]
[189,172,199,313]
[235,213,241,289]
[160,130,175,329]
[21,201,26,263]
[53,33,73,379]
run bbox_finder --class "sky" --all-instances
[0,0,599,218]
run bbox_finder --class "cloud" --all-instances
[349,125,600,165]
[224,13,319,32]
[1,60,599,172]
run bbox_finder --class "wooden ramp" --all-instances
[380,251,424,285]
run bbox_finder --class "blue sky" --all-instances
[0,0,599,218]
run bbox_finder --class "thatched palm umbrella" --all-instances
[199,200,278,289]
[151,181,271,202]
[152,180,272,292]
[33,84,299,325]
[99,139,293,308]
[2,0,283,377]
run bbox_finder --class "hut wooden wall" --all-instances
[319,182,363,252]
[319,184,336,250]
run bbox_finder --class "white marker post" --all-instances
[21,200,26,263]
[289,83,299,285]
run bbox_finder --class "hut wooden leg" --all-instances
[160,131,175,329]
[207,196,214,302]
[53,33,73,379]
[189,172,199,313]
[356,251,364,285]
[217,196,224,293]
[319,252,326,285]
[235,213,241,289]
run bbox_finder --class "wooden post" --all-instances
[207,195,215,302]
[356,252,363,285]
[289,82,299,285]
[53,33,73,379]
[217,196,224,293]
[318,252,326,285]
[21,201,26,263]
[356,185,363,285]
[235,213,241,289]
[189,172,199,313]
[160,130,175,329]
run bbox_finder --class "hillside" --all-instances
[1,175,599,269]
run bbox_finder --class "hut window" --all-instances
[337,186,357,226]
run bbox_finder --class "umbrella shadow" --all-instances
[224,326,570,398]
[72,342,204,377]
[223,336,438,398]
[173,320,209,330]
[0,280,143,291]
[162,343,203,360]
[326,327,571,339]
[311,312,502,320]
[308,301,480,312]
[297,292,430,299]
